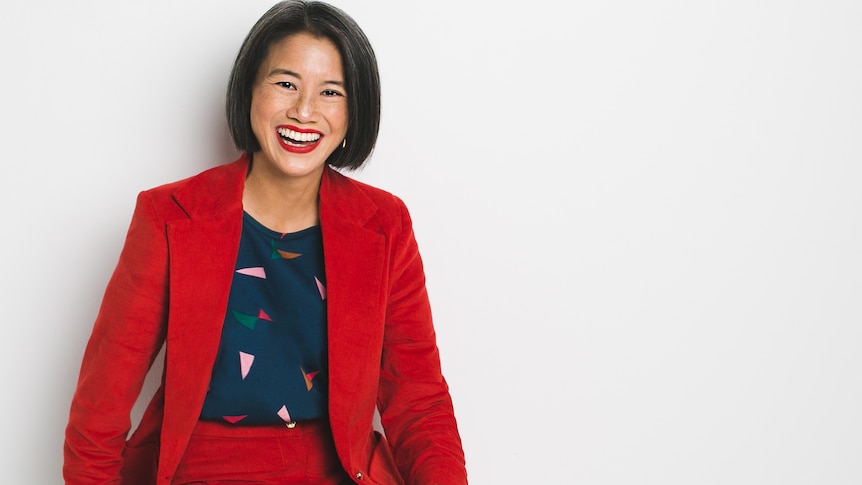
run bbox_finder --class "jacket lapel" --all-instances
[158,158,246,477]
[319,168,387,450]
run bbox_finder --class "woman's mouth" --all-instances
[276,126,322,153]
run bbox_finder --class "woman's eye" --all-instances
[276,81,296,89]
[322,90,343,97]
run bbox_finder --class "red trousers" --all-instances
[172,419,353,484]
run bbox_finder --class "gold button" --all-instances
[285,421,297,429]
[355,471,363,480]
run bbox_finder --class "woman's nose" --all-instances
[287,94,316,122]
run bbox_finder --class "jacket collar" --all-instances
[319,163,378,230]
[170,153,378,228]
[171,154,248,220]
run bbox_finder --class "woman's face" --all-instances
[249,32,348,183]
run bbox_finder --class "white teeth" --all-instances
[277,127,321,143]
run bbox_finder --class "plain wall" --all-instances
[2,0,861,483]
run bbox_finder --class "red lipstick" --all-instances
[275,125,323,154]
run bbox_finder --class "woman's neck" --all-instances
[242,164,323,234]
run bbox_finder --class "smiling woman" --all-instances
[244,33,350,233]
[61,1,467,484]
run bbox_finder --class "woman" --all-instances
[63,1,467,484]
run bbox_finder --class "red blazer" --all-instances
[64,156,467,484]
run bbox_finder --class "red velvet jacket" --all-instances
[64,156,467,484]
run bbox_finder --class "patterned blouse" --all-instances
[200,212,328,425]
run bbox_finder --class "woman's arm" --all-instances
[63,191,170,483]
[377,198,468,485]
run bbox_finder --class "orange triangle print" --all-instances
[277,249,302,259]
[302,367,320,391]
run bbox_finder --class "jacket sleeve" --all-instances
[63,191,169,484]
[377,198,468,485]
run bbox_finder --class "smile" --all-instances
[276,126,323,153]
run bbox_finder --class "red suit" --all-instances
[64,156,467,484]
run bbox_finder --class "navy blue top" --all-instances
[200,213,328,425]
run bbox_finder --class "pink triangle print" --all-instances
[239,351,254,379]
[258,309,273,321]
[315,276,326,300]
[236,267,266,279]
[223,415,247,424]
[277,405,291,423]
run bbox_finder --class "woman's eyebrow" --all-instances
[267,68,300,77]
[267,68,344,86]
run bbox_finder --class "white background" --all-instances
[2,1,861,483]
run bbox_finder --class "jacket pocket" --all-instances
[366,431,406,485]
[120,440,158,485]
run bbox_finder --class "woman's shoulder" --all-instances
[135,156,247,218]
[322,167,415,231]
[324,166,406,210]
[144,157,247,197]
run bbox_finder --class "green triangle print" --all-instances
[233,311,259,330]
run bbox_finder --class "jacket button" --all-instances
[355,471,364,480]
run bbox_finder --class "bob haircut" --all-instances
[226,0,381,170]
